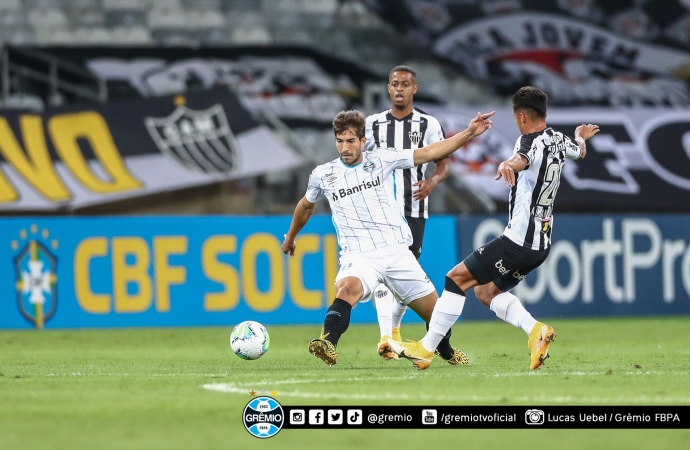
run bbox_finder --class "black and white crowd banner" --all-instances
[417,104,690,212]
[0,88,303,211]
[368,1,690,106]
[34,46,378,127]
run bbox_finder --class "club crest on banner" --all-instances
[12,225,58,329]
[145,96,241,174]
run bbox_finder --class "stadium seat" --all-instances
[273,28,314,45]
[110,26,153,44]
[26,0,64,9]
[0,9,27,28]
[148,7,188,29]
[105,10,147,28]
[187,9,226,29]
[1,93,45,111]
[182,0,220,10]
[0,0,21,11]
[231,26,272,45]
[225,11,266,28]
[102,0,150,11]
[74,27,114,45]
[197,27,233,45]
[65,0,101,8]
[301,0,337,14]
[28,8,69,29]
[150,0,182,11]
[70,8,106,27]
[34,27,75,44]
[151,28,198,45]
[220,0,258,12]
[0,26,34,45]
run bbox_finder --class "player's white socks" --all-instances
[489,292,537,335]
[421,290,465,353]
[391,300,407,330]
[374,284,394,338]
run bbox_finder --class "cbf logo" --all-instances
[145,95,241,174]
[11,224,58,329]
[243,396,284,438]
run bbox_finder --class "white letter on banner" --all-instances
[682,246,690,300]
[662,240,686,302]
[623,218,662,302]
[548,241,580,304]
[473,219,505,250]
[514,265,547,304]
[581,219,623,303]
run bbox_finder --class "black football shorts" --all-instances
[463,235,550,291]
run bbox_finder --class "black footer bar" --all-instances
[281,406,689,429]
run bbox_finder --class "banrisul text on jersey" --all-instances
[332,176,381,201]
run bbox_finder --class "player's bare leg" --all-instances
[309,277,363,366]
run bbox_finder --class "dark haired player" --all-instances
[364,65,461,364]
[383,86,600,370]
[281,109,495,365]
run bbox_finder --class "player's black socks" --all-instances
[322,298,352,347]
[426,322,454,359]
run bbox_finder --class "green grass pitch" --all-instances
[1,317,690,450]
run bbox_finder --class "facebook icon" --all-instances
[309,410,325,425]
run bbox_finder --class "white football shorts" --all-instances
[334,244,436,305]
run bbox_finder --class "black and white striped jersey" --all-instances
[305,147,415,255]
[503,127,583,250]
[364,108,445,219]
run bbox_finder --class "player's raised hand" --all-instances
[467,111,495,137]
[282,234,296,258]
[575,124,600,140]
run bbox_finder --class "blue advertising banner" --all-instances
[457,215,690,320]
[0,216,458,329]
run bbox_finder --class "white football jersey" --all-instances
[306,147,416,254]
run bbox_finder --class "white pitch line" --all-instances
[202,382,690,404]
[27,369,689,378]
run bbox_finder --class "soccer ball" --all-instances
[230,321,270,360]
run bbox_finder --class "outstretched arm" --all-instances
[495,154,528,187]
[413,111,495,166]
[573,124,599,159]
[282,197,316,258]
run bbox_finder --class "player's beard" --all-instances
[339,145,362,166]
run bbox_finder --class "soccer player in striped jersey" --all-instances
[383,86,600,371]
[281,109,495,366]
[364,65,460,364]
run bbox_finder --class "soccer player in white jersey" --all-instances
[382,86,600,370]
[364,65,460,364]
[281,109,495,365]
